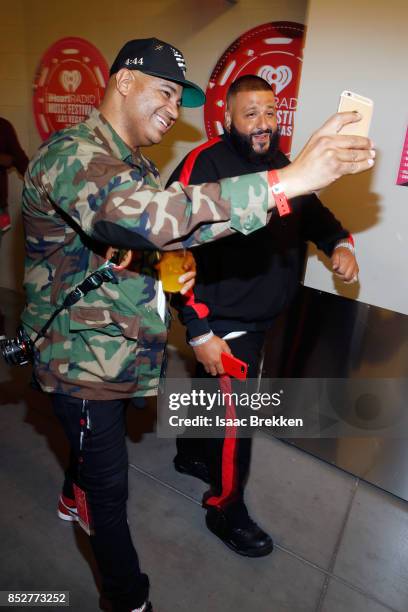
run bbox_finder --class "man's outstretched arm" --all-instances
[32,111,375,252]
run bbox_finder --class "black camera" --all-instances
[0,266,118,368]
[0,326,34,366]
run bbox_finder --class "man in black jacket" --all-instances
[167,75,359,558]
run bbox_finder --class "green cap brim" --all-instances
[142,70,206,107]
[179,80,206,107]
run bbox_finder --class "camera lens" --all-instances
[0,327,34,367]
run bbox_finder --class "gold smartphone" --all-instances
[337,90,373,137]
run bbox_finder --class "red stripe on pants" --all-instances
[205,374,239,509]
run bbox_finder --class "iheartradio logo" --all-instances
[60,70,82,92]
[257,65,292,94]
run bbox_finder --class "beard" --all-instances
[228,124,281,165]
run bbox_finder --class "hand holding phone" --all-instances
[337,90,373,137]
[221,352,248,380]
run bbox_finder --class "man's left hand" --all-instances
[331,247,359,283]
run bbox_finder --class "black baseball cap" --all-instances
[109,38,205,108]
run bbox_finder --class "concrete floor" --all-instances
[1,287,408,612]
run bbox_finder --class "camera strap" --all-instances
[33,261,118,345]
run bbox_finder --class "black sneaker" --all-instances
[173,454,211,484]
[205,506,273,557]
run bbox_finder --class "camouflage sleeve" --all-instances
[39,141,272,251]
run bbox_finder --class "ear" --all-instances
[115,68,134,97]
[224,108,232,132]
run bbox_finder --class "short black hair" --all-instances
[226,75,273,106]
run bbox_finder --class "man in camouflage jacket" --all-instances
[22,68,276,401]
[20,38,375,612]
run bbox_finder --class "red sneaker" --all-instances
[57,493,78,522]
[0,212,11,233]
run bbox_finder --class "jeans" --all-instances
[51,394,149,611]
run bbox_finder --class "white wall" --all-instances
[292,0,408,315]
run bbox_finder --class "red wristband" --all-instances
[267,170,292,217]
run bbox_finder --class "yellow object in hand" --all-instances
[157,250,193,293]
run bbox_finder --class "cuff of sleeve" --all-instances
[331,234,355,254]
[220,171,269,235]
[334,240,355,255]
[186,317,212,340]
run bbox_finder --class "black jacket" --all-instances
[167,132,349,337]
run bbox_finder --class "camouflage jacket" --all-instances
[21,108,273,400]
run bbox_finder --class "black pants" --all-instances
[176,331,265,522]
[52,395,149,611]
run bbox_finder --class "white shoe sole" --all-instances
[57,497,78,522]
[57,508,78,522]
